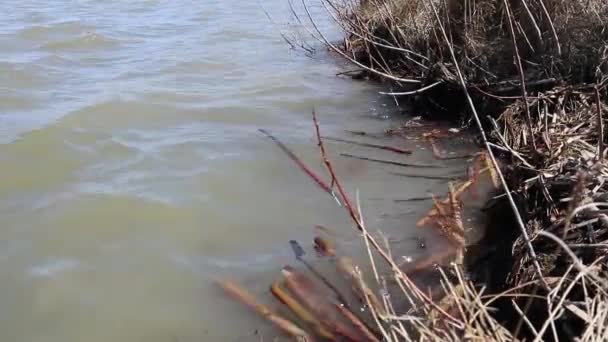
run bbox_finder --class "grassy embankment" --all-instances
[317,0,608,340]
[219,1,608,341]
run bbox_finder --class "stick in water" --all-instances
[340,153,441,168]
[259,129,332,194]
[288,240,352,310]
[345,130,369,136]
[393,196,434,202]
[218,280,313,341]
[322,136,412,154]
[389,171,461,181]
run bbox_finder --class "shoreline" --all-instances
[220,1,608,340]
[324,0,608,340]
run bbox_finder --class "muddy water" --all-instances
[0,1,477,341]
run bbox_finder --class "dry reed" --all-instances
[219,0,608,340]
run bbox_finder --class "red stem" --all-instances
[259,129,332,194]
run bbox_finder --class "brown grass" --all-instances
[219,1,608,341]
[287,0,608,340]
[327,0,608,86]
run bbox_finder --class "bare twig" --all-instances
[259,129,334,195]
[300,0,421,84]
[538,0,562,55]
[322,136,412,154]
[389,171,461,181]
[503,0,538,152]
[596,86,604,161]
[379,81,442,96]
[340,153,440,168]
[537,230,608,288]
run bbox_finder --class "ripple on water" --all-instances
[41,32,120,52]
[0,89,42,111]
[170,251,287,275]
[0,61,55,88]
[161,59,237,74]
[0,125,87,194]
[27,258,82,278]
[55,99,204,132]
[16,21,98,41]
[31,193,204,251]
[115,122,256,150]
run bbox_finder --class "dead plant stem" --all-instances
[596,86,604,160]
[503,0,538,152]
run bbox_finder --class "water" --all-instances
[0,1,476,341]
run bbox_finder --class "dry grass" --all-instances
[221,108,608,340]
[325,0,608,86]
[219,1,608,341]
[314,0,608,340]
[221,104,608,341]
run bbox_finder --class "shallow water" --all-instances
[0,1,477,341]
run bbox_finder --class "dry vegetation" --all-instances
[219,0,608,341]
[328,0,608,83]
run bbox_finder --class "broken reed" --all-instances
[221,109,511,341]
[225,103,607,340]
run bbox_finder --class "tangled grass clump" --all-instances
[331,0,608,86]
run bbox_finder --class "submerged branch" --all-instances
[340,153,440,168]
[219,280,314,341]
[259,129,333,195]
[322,136,412,154]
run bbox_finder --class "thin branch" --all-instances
[320,0,430,62]
[537,230,608,288]
[300,0,421,84]
[340,153,440,168]
[259,129,333,195]
[389,172,460,181]
[322,136,412,154]
[503,0,538,152]
[379,81,443,96]
[538,0,562,55]
[596,86,604,161]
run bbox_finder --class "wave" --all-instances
[41,32,119,51]
[17,20,97,41]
